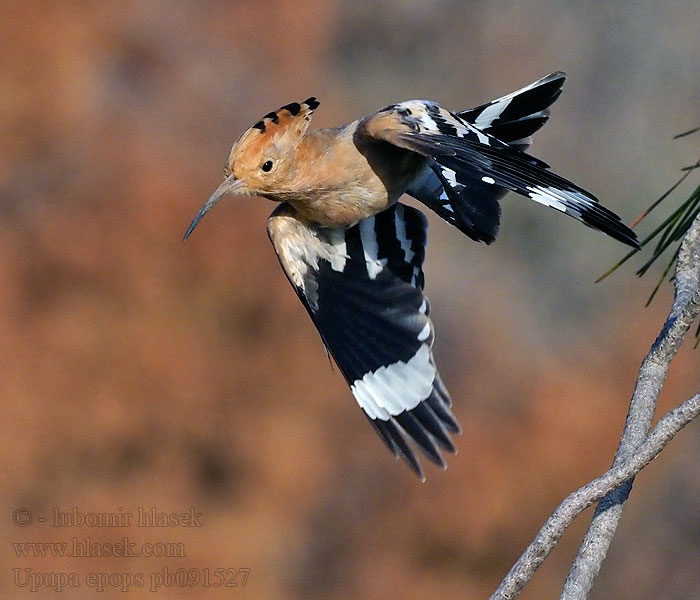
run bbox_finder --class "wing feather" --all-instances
[358,83,639,249]
[267,202,460,479]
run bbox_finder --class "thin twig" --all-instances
[560,212,700,600]
[488,393,700,600]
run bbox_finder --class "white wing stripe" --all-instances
[358,218,386,279]
[351,344,435,421]
[324,228,349,272]
[364,368,410,415]
[527,186,568,212]
[352,384,391,420]
[417,322,431,342]
[394,205,415,263]
[441,167,458,187]
[474,96,513,128]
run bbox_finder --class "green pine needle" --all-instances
[597,127,699,335]
[597,129,699,289]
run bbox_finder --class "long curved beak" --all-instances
[183,176,248,241]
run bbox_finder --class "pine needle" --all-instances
[674,126,700,139]
[597,127,699,286]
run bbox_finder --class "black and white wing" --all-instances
[406,72,567,243]
[267,202,460,480]
[359,74,640,249]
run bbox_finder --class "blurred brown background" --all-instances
[1,1,699,598]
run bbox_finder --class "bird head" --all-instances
[184,97,319,240]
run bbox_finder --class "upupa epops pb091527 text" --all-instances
[185,72,640,480]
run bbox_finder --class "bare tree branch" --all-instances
[488,392,700,600]
[489,212,700,600]
[560,213,700,600]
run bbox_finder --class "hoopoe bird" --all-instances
[184,72,639,480]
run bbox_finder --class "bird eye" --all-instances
[261,160,273,172]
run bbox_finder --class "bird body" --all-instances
[185,73,640,480]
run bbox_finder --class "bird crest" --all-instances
[224,97,320,179]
